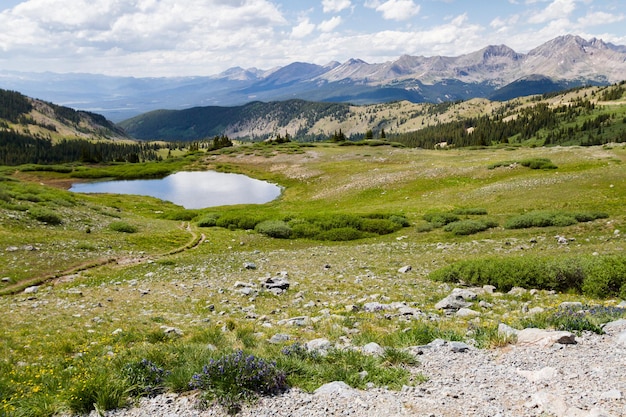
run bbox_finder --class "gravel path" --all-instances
[95,325,626,417]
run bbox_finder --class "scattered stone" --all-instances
[161,326,183,337]
[435,288,477,311]
[361,342,384,356]
[144,272,155,278]
[5,246,19,252]
[23,286,39,294]
[556,235,569,245]
[1,277,11,283]
[363,302,388,312]
[264,276,290,291]
[478,300,493,308]
[602,319,626,334]
[278,316,310,327]
[528,307,545,315]
[498,323,519,338]
[456,308,480,318]
[345,304,358,312]
[397,265,412,273]
[516,328,576,347]
[559,301,583,310]
[306,338,332,354]
[449,341,471,353]
[244,262,257,270]
[517,366,559,382]
[482,285,496,294]
[508,287,527,296]
[600,389,622,400]
[268,333,291,344]
[314,381,357,398]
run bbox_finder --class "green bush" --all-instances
[289,220,322,239]
[429,254,626,298]
[360,218,402,235]
[28,207,63,225]
[311,214,364,231]
[389,215,411,227]
[519,158,558,170]
[504,211,577,229]
[197,213,220,227]
[316,227,369,241]
[215,213,264,230]
[255,220,292,239]
[505,211,609,229]
[423,212,460,227]
[159,210,199,221]
[109,221,138,233]
[443,219,498,235]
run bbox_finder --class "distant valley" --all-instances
[1,35,625,122]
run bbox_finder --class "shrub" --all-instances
[443,219,498,235]
[215,213,264,230]
[571,211,609,222]
[423,212,460,227]
[389,215,411,227]
[190,351,287,414]
[430,254,626,298]
[311,214,364,231]
[28,207,63,225]
[109,221,138,233]
[159,210,199,221]
[360,218,402,235]
[65,370,130,414]
[289,220,322,239]
[254,220,292,239]
[316,227,369,241]
[519,158,558,170]
[504,211,577,229]
[197,213,220,227]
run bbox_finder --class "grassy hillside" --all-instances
[1,142,625,415]
[118,82,626,146]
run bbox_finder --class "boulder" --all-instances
[314,381,357,398]
[23,285,39,294]
[268,333,291,344]
[435,288,477,311]
[398,265,412,273]
[516,328,576,347]
[306,338,332,355]
[602,318,626,335]
[361,342,384,356]
[264,276,290,291]
[456,308,480,317]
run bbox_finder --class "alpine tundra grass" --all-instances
[1,142,625,415]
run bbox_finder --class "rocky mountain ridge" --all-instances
[1,35,624,122]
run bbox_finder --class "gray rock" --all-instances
[435,288,477,310]
[483,285,496,294]
[363,302,388,312]
[516,328,576,347]
[498,323,519,338]
[345,304,358,312]
[306,338,332,354]
[361,342,384,356]
[161,326,183,336]
[602,318,626,334]
[449,341,471,352]
[427,338,447,348]
[264,277,290,291]
[517,366,559,382]
[244,262,257,270]
[600,389,622,400]
[397,265,412,273]
[268,333,291,344]
[616,331,626,346]
[508,287,528,296]
[456,307,480,317]
[1,277,12,283]
[559,301,584,310]
[23,285,39,294]
[314,381,357,398]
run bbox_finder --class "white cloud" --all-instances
[577,11,625,27]
[291,18,316,38]
[321,0,351,13]
[318,16,342,32]
[528,0,576,24]
[369,0,420,21]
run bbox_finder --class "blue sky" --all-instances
[0,0,624,77]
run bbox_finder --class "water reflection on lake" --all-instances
[69,171,282,209]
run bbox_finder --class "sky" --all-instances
[0,0,625,78]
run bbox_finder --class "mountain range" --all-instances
[1,35,625,122]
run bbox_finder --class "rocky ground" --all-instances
[93,319,626,417]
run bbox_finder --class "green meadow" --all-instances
[1,142,625,415]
